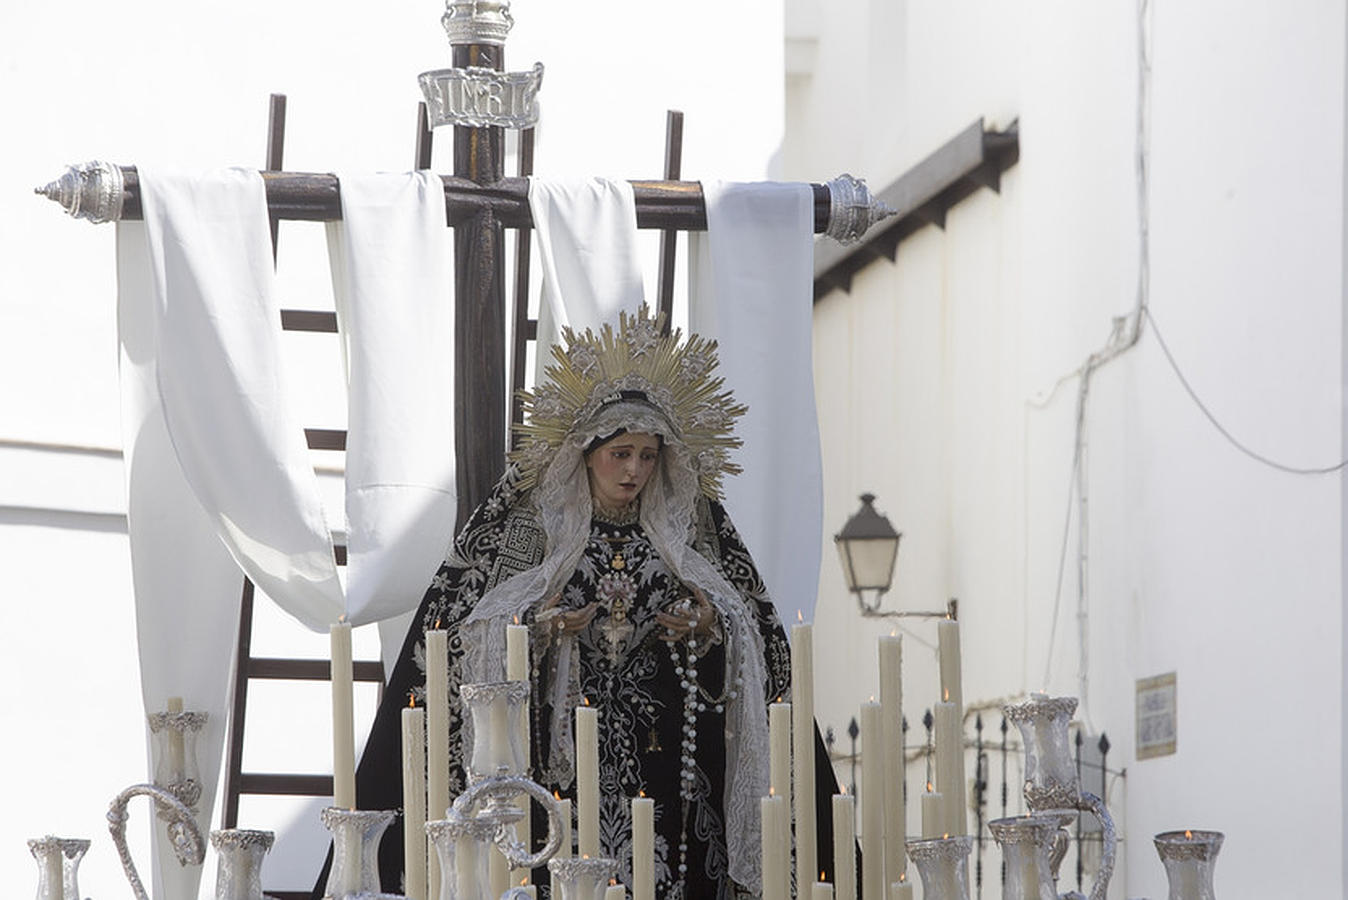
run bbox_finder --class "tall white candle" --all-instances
[402,702,427,900]
[769,701,792,800]
[792,621,818,894]
[933,701,962,837]
[550,798,572,900]
[426,627,450,900]
[761,794,788,900]
[936,618,967,836]
[632,795,655,900]
[860,700,884,900]
[832,792,856,900]
[576,704,601,857]
[920,787,943,839]
[330,621,356,810]
[877,635,905,883]
[506,622,531,886]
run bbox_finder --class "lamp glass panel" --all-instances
[837,536,898,592]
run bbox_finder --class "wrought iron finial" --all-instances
[442,0,514,46]
[824,173,895,244]
[35,160,125,223]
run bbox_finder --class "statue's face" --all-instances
[586,431,661,510]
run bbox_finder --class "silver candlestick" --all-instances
[28,836,89,900]
[1003,695,1116,900]
[906,836,973,900]
[547,856,619,900]
[320,808,398,899]
[987,816,1061,900]
[210,829,274,900]
[1153,830,1223,900]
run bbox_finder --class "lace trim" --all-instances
[592,498,640,526]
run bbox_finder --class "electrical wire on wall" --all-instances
[1033,0,1348,728]
[1031,0,1154,728]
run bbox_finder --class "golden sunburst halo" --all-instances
[510,306,746,498]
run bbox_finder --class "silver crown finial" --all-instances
[824,173,896,244]
[35,160,125,224]
[442,0,514,46]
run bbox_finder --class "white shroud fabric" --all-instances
[527,177,646,359]
[689,181,824,626]
[327,172,457,637]
[118,168,455,896]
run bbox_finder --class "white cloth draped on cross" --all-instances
[115,168,820,898]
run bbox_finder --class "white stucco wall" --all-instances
[798,1,1345,897]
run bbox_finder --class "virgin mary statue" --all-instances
[330,307,805,898]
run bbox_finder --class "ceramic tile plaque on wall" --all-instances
[1136,672,1177,759]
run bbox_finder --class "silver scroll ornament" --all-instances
[35,160,125,224]
[108,783,207,900]
[824,173,896,244]
[418,62,544,130]
[1003,695,1116,900]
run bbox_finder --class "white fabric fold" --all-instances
[134,167,345,629]
[327,172,457,626]
[527,177,645,357]
[118,219,243,900]
[689,181,824,626]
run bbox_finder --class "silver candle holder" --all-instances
[427,815,496,900]
[1003,695,1116,900]
[547,856,619,900]
[148,707,208,813]
[28,835,89,900]
[1153,830,1223,900]
[320,807,398,899]
[210,829,274,900]
[906,836,973,900]
[987,816,1061,900]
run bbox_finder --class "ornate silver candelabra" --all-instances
[1002,695,1116,900]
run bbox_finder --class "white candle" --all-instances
[507,623,529,681]
[920,787,943,839]
[550,798,572,900]
[338,821,363,895]
[454,832,479,900]
[792,621,818,894]
[632,795,655,900]
[769,700,792,800]
[576,704,600,857]
[860,700,884,900]
[889,876,914,900]
[41,845,64,900]
[330,621,356,809]
[877,635,905,882]
[489,845,510,899]
[402,702,427,900]
[812,882,835,900]
[166,696,186,782]
[517,887,538,899]
[506,622,532,886]
[761,794,788,900]
[933,701,962,836]
[832,793,856,900]
[426,627,450,900]
[936,618,967,836]
[604,884,626,900]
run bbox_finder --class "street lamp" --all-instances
[834,492,955,619]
